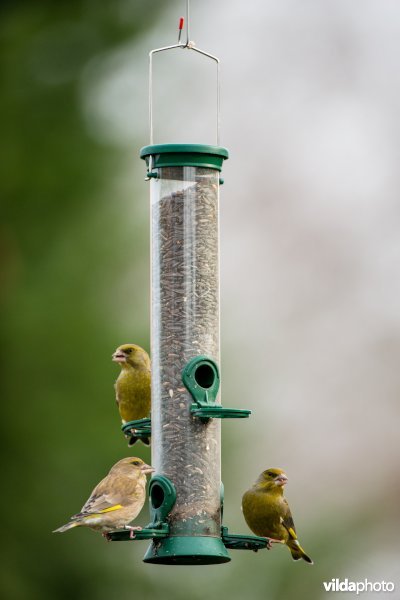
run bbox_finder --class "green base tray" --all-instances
[143,536,231,565]
[109,526,271,556]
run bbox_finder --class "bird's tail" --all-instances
[128,436,150,447]
[287,539,313,564]
[53,521,79,533]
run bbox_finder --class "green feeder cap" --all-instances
[140,144,229,172]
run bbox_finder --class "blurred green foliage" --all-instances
[0,2,163,598]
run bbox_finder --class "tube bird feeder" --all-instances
[110,3,269,564]
[142,144,229,564]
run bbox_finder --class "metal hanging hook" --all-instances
[148,0,220,146]
[177,0,192,47]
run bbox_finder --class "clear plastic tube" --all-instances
[151,166,221,537]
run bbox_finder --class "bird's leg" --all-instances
[102,532,112,542]
[265,537,284,550]
[124,525,143,539]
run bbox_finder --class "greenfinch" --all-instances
[112,343,151,446]
[53,457,154,539]
[242,468,313,564]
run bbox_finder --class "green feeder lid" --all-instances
[140,144,229,171]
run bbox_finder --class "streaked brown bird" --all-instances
[112,343,151,446]
[53,457,154,539]
[242,468,313,564]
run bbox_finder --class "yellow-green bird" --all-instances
[53,457,154,539]
[112,343,151,446]
[242,468,313,564]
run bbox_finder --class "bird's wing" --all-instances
[114,381,120,405]
[280,499,298,540]
[73,474,139,518]
[72,499,123,519]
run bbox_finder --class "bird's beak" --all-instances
[112,351,126,363]
[275,474,288,486]
[141,464,155,475]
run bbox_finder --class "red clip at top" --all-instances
[179,17,184,30]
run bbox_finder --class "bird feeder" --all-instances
[110,1,269,564]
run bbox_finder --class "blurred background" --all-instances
[1,1,399,598]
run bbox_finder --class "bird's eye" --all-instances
[266,471,276,478]
[125,348,132,354]
[132,460,141,466]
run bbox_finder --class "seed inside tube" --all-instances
[151,166,221,536]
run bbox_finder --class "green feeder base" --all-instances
[143,536,231,565]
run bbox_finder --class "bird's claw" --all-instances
[265,537,283,549]
[124,525,142,539]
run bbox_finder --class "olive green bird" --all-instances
[53,457,154,539]
[242,468,313,564]
[112,343,151,446]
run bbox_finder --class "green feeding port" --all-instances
[182,356,220,409]
[151,481,165,510]
[148,475,176,524]
[182,356,252,420]
[194,363,215,388]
